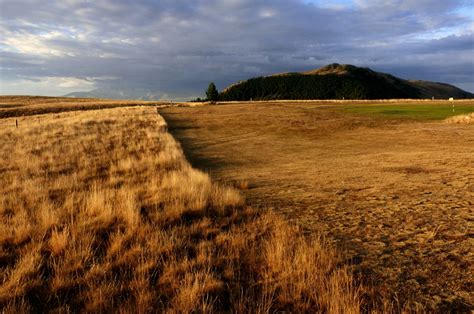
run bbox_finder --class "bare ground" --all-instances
[161,101,474,312]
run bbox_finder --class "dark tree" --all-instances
[205,82,219,101]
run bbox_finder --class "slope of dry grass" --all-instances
[0,96,162,118]
[0,106,363,312]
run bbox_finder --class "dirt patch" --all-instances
[384,166,430,174]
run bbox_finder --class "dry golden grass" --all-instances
[213,98,474,105]
[161,101,474,312]
[0,106,363,312]
[0,96,208,119]
[444,112,474,124]
[0,95,163,118]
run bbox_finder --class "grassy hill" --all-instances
[219,64,473,101]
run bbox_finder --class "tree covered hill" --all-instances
[219,64,473,101]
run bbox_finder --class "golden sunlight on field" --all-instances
[0,96,159,118]
[161,100,474,312]
[0,106,364,312]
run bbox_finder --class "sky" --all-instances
[0,0,473,99]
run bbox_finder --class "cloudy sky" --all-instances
[1,0,473,99]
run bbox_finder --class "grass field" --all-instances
[0,96,171,118]
[161,100,474,312]
[1,97,472,312]
[340,103,474,120]
[0,101,365,313]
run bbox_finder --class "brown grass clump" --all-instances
[0,106,361,312]
[444,112,474,124]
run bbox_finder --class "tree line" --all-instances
[200,72,422,101]
[218,74,420,101]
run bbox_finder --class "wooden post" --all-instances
[15,119,18,128]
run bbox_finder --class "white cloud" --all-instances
[259,8,277,18]
[2,32,71,57]
[0,76,119,96]
[102,37,137,45]
[0,77,90,95]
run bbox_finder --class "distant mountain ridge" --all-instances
[65,88,163,101]
[219,63,473,100]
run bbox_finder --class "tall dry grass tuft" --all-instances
[0,106,362,312]
[444,112,474,124]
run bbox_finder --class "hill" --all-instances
[219,63,473,100]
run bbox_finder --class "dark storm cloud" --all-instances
[0,0,473,97]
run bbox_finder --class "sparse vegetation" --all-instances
[0,105,362,312]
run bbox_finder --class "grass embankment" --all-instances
[341,103,474,120]
[0,96,163,118]
[0,107,362,312]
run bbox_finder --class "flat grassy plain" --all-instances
[0,100,363,312]
[161,100,474,312]
[341,103,474,120]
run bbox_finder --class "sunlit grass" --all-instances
[341,103,474,120]
[0,106,364,312]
